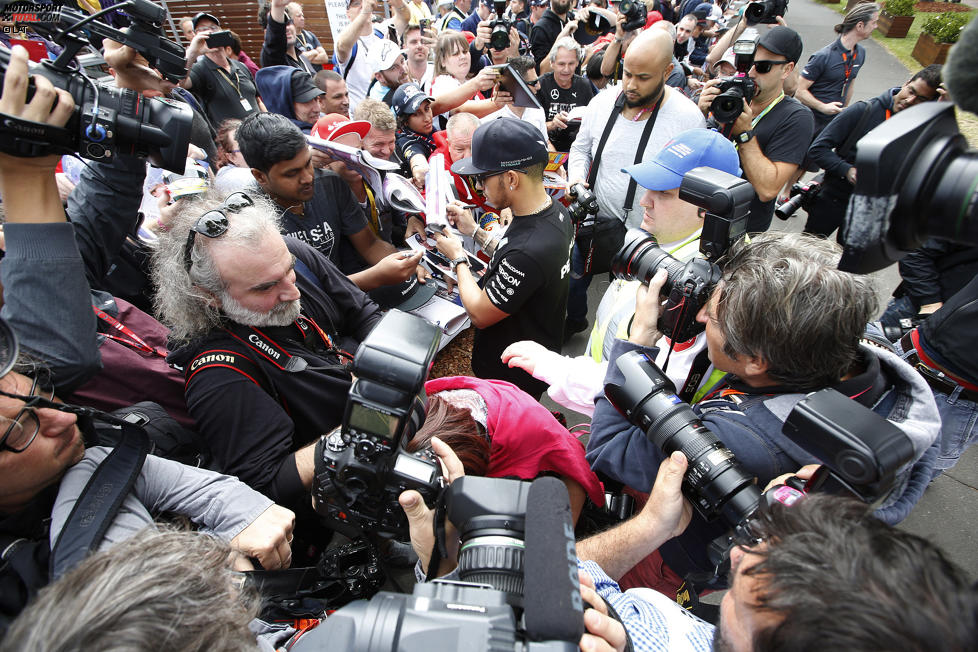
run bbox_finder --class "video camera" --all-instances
[605,352,916,575]
[490,0,514,51]
[744,0,788,25]
[610,166,753,344]
[839,101,978,274]
[291,476,586,651]
[617,0,648,31]
[0,0,193,172]
[311,310,443,539]
[710,29,759,124]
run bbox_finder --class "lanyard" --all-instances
[363,182,381,236]
[217,65,242,98]
[750,91,784,129]
[840,49,854,100]
[93,305,168,358]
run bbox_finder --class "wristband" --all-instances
[733,129,754,144]
[449,256,469,271]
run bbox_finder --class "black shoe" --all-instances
[564,318,589,343]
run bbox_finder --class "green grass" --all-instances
[812,0,978,144]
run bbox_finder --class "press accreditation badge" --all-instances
[240,98,252,111]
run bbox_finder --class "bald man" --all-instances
[564,28,705,337]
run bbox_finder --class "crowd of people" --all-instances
[1,0,977,649]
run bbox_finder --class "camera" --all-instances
[0,0,193,172]
[710,29,759,124]
[291,476,586,651]
[567,182,599,224]
[840,101,978,274]
[311,310,444,539]
[490,0,514,51]
[617,0,649,31]
[610,167,753,343]
[775,173,823,220]
[744,0,789,25]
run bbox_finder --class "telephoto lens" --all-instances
[605,350,761,529]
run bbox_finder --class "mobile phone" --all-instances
[419,18,431,30]
[206,30,234,49]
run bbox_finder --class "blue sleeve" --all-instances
[585,338,668,491]
[800,49,826,82]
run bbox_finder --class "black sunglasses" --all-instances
[470,168,527,186]
[752,60,789,74]
[183,192,254,272]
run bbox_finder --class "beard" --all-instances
[624,78,666,109]
[219,292,302,328]
[553,0,572,13]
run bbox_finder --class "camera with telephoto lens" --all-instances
[775,173,823,220]
[617,0,649,31]
[710,29,760,124]
[0,0,193,172]
[610,167,753,343]
[311,310,444,539]
[490,0,515,51]
[291,475,586,652]
[605,352,916,576]
[568,182,599,224]
[744,0,788,25]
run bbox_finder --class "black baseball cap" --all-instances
[450,118,549,176]
[291,71,325,103]
[391,83,435,116]
[192,12,221,29]
[757,26,803,64]
[368,276,438,311]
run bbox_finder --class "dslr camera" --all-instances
[617,0,649,31]
[311,310,443,539]
[0,0,193,172]
[567,182,599,224]
[775,172,823,220]
[293,476,586,651]
[610,166,753,344]
[490,0,514,51]
[710,29,760,124]
[744,0,789,25]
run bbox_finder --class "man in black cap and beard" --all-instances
[433,118,573,399]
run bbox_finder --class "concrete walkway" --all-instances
[559,0,978,579]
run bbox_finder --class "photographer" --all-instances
[804,65,942,239]
[586,232,941,585]
[697,26,814,232]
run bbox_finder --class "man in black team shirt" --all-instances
[434,118,573,399]
[536,37,593,153]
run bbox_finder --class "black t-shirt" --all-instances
[395,128,437,177]
[473,200,573,398]
[746,95,814,232]
[536,72,594,153]
[188,58,261,127]
[269,169,369,272]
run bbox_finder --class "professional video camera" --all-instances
[291,476,586,651]
[744,0,788,25]
[775,172,823,220]
[605,352,916,572]
[490,0,514,51]
[567,182,599,224]
[311,310,443,539]
[0,0,193,172]
[617,0,648,31]
[610,166,753,344]
[839,101,978,274]
[710,29,759,124]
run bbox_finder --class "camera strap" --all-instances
[0,113,75,158]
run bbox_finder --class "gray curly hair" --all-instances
[150,191,284,343]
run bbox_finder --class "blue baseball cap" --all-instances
[622,129,741,191]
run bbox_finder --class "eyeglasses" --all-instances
[470,168,526,187]
[0,375,55,454]
[752,60,789,74]
[525,78,540,87]
[183,192,254,272]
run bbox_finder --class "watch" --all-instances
[734,129,755,144]
[449,256,469,271]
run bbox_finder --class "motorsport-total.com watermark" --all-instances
[1,2,64,32]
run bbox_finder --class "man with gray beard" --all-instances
[152,192,382,527]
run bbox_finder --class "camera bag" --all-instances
[576,92,661,275]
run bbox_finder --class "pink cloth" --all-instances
[425,376,604,505]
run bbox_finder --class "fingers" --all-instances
[578,579,627,652]
[646,267,669,296]
[416,265,431,284]
[399,489,431,523]
[431,436,466,482]
[0,46,30,117]
[657,450,689,487]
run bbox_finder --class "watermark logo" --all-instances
[1,1,63,29]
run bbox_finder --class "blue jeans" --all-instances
[931,387,978,480]
[879,295,918,332]
[567,242,592,324]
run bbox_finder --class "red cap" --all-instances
[311,114,372,142]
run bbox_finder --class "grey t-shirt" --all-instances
[568,86,706,228]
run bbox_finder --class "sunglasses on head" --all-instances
[183,192,254,272]
[752,60,789,74]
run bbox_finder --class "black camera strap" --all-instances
[0,113,75,158]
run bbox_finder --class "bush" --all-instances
[921,11,972,43]
[883,0,914,17]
